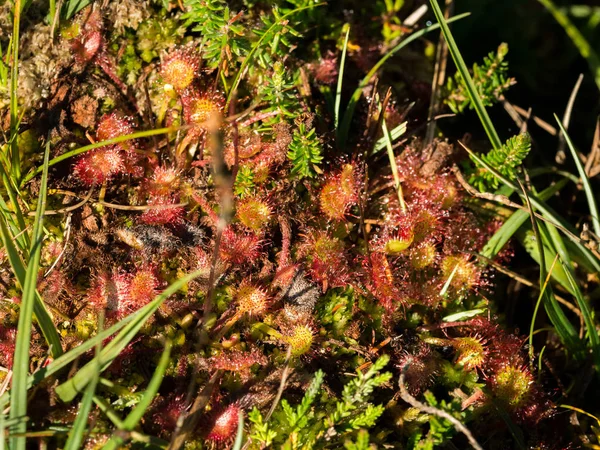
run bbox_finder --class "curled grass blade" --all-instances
[55,268,207,402]
[555,115,600,241]
[429,0,502,150]
[334,26,350,132]
[9,139,50,450]
[337,12,471,148]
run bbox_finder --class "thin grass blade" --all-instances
[9,0,21,180]
[538,0,600,91]
[0,218,62,357]
[481,178,568,259]
[21,126,181,186]
[462,143,600,274]
[100,341,173,450]
[9,139,50,450]
[337,12,471,148]
[63,319,104,450]
[555,115,600,240]
[55,268,207,402]
[334,26,350,132]
[520,183,580,351]
[374,121,407,153]
[429,0,502,150]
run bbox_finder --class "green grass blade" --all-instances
[93,396,124,429]
[9,139,50,450]
[122,341,172,429]
[373,121,407,153]
[534,220,580,350]
[63,321,104,450]
[555,115,600,240]
[0,302,147,409]
[481,179,569,259]
[529,254,559,362]
[9,0,22,180]
[337,12,471,148]
[334,26,350,132]
[563,261,600,372]
[517,176,580,351]
[225,3,325,107]
[0,162,30,251]
[20,126,180,186]
[101,341,173,450]
[538,0,600,91]
[232,410,245,450]
[429,0,502,150]
[463,144,600,274]
[0,218,62,358]
[55,268,207,402]
[517,228,575,296]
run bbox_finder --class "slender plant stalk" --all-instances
[429,0,502,150]
[9,140,50,450]
[10,0,22,180]
[334,26,350,132]
[537,0,600,91]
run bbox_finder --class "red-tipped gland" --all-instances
[489,363,534,408]
[452,336,487,371]
[127,268,160,307]
[235,281,270,318]
[363,252,398,310]
[236,197,272,232]
[282,323,315,357]
[160,48,201,93]
[0,326,16,369]
[382,225,414,255]
[410,241,437,269]
[412,209,441,243]
[182,88,225,132]
[220,228,262,265]
[146,166,182,199]
[206,403,242,444]
[86,271,129,319]
[441,255,479,292]
[139,203,185,225]
[210,348,268,374]
[95,112,137,152]
[319,164,358,221]
[150,393,186,437]
[300,231,349,290]
[73,147,124,185]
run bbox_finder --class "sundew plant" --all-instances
[0,0,599,449]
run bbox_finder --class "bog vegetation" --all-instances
[0,0,599,449]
